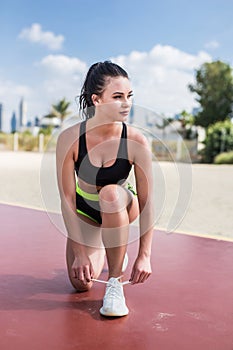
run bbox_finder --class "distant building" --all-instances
[19,98,27,127]
[34,116,40,127]
[0,103,2,132]
[11,112,17,133]
[40,115,61,129]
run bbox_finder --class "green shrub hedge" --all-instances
[203,120,233,163]
[214,151,233,164]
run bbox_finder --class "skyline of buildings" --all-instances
[0,96,202,138]
[0,97,39,133]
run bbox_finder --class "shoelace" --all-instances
[91,275,131,286]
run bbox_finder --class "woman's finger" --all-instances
[139,273,147,283]
[131,270,141,284]
[78,267,85,283]
[71,267,77,279]
[84,265,91,282]
[90,263,94,279]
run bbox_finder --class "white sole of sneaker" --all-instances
[99,307,129,317]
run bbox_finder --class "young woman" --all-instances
[56,61,154,317]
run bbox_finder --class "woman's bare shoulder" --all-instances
[56,122,82,162]
[57,122,81,146]
[126,124,150,147]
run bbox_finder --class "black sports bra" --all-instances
[75,121,132,187]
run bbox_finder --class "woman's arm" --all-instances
[129,131,154,283]
[56,126,94,282]
[56,127,81,243]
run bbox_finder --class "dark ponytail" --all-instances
[79,61,129,119]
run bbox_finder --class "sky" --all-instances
[1,0,233,131]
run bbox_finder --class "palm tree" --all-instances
[52,98,71,123]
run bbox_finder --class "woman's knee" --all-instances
[99,185,129,213]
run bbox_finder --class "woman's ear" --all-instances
[91,94,100,106]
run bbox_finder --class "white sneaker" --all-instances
[100,277,129,317]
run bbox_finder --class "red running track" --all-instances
[0,204,233,350]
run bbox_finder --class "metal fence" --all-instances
[0,132,199,162]
[0,133,52,152]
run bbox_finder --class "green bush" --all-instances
[39,126,53,136]
[214,151,233,164]
[203,120,233,163]
[18,132,38,151]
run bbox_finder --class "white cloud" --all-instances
[39,55,87,75]
[0,80,31,98]
[0,55,87,131]
[19,23,64,50]
[0,45,213,132]
[37,55,88,114]
[111,44,212,114]
[204,40,220,49]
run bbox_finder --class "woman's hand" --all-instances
[130,255,152,284]
[71,254,94,285]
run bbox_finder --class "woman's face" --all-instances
[93,76,133,122]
